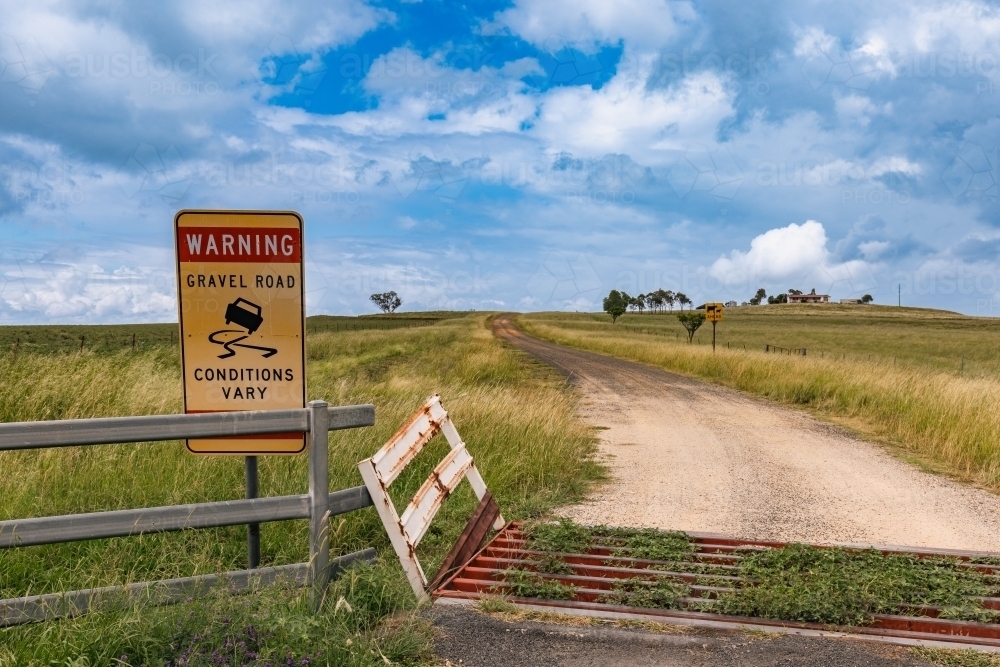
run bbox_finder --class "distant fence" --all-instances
[0,401,375,626]
[765,344,807,356]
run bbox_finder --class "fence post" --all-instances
[245,456,260,569]
[307,400,330,612]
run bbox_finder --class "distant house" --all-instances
[725,300,738,307]
[840,298,861,305]
[788,289,829,304]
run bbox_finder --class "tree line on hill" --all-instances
[602,288,692,319]
[603,289,707,341]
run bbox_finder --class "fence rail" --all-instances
[0,401,376,625]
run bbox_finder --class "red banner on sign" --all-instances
[177,227,301,263]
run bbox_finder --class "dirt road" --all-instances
[494,316,1000,550]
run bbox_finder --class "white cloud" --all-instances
[709,220,878,294]
[858,240,891,260]
[835,94,892,126]
[490,0,693,53]
[0,255,175,322]
[532,69,734,162]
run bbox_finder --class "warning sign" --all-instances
[705,303,724,322]
[174,210,306,454]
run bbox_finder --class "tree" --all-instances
[603,290,628,323]
[664,290,676,312]
[646,292,660,313]
[676,292,691,310]
[677,311,705,343]
[767,293,788,304]
[789,288,802,295]
[370,291,402,313]
[749,288,766,306]
[861,294,874,304]
[635,294,646,314]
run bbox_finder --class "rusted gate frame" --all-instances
[433,522,1000,651]
[358,394,504,599]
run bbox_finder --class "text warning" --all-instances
[175,210,306,455]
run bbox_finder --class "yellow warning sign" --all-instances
[705,303,724,322]
[174,210,306,455]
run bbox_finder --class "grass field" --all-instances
[569,304,999,375]
[0,313,601,666]
[0,312,469,355]
[519,305,1000,494]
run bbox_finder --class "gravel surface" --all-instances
[429,605,937,667]
[494,316,1000,550]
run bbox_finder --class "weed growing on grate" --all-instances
[535,552,576,575]
[523,518,593,553]
[717,544,996,626]
[599,577,690,609]
[593,526,695,562]
[501,568,577,600]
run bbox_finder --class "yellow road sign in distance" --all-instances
[705,303,724,322]
[175,210,306,455]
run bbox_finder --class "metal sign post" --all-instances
[174,210,307,455]
[705,303,723,352]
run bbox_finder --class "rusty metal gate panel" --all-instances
[358,394,504,599]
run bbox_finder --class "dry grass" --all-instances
[519,310,1000,493]
[0,314,602,666]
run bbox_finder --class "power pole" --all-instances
[898,284,901,307]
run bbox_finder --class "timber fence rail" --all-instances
[0,400,376,626]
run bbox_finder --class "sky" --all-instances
[0,0,997,322]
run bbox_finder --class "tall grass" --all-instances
[0,314,601,665]
[519,315,1000,492]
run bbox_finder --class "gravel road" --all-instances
[494,316,1000,550]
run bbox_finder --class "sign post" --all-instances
[705,303,723,352]
[175,210,307,569]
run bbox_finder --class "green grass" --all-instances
[0,314,602,665]
[502,519,1000,628]
[716,544,996,626]
[519,307,1000,492]
[528,304,999,375]
[0,313,466,355]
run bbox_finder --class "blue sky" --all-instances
[0,0,997,322]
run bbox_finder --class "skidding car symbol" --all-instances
[225,298,264,334]
[209,297,278,359]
